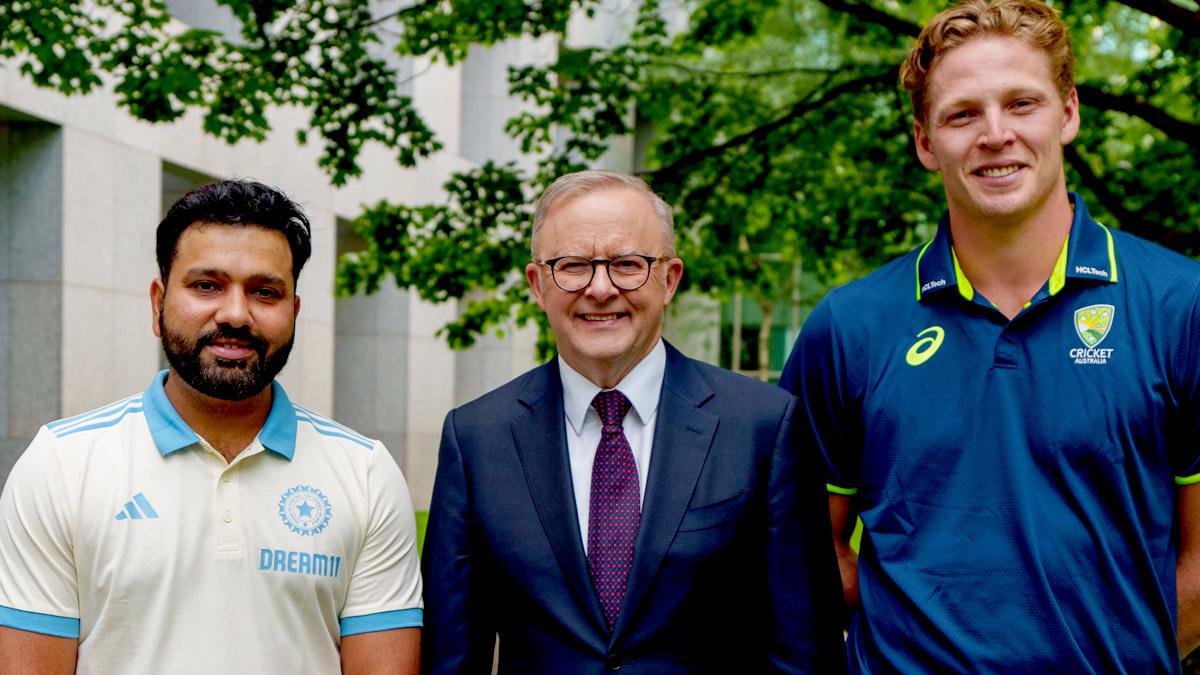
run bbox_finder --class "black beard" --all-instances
[160,316,294,401]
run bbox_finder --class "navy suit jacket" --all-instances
[422,342,845,674]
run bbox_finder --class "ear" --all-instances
[1060,87,1080,146]
[150,278,165,337]
[526,262,548,310]
[661,258,684,307]
[293,294,301,318]
[913,117,941,172]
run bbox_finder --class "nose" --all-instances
[213,287,252,328]
[583,261,620,302]
[980,109,1014,149]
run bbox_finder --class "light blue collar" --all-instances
[142,370,298,460]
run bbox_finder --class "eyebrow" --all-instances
[182,268,289,287]
[937,87,1047,112]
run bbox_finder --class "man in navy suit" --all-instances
[421,170,844,674]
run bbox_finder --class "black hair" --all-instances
[156,180,312,283]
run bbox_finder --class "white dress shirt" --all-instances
[559,339,666,552]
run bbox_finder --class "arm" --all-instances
[421,410,495,675]
[341,627,420,675]
[765,399,848,674]
[1177,483,1200,655]
[829,494,860,613]
[0,627,75,675]
[0,429,81,674]
[338,442,424,672]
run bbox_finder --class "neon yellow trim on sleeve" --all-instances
[827,483,858,496]
[1048,234,1070,296]
[914,239,935,300]
[950,248,975,301]
[1099,223,1119,283]
[1175,473,1200,486]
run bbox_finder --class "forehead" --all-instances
[926,34,1056,109]
[173,223,293,278]
[538,187,663,256]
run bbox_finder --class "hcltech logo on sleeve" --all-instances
[1070,304,1115,364]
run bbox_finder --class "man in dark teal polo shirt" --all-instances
[780,0,1200,670]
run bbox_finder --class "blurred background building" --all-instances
[0,0,738,509]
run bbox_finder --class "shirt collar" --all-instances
[558,339,667,435]
[915,193,1119,303]
[142,370,298,460]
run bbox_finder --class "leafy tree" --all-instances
[5,0,1196,361]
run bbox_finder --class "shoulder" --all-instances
[672,353,792,408]
[44,393,146,441]
[821,247,923,316]
[449,362,553,423]
[1112,229,1200,286]
[795,249,922,351]
[290,404,382,459]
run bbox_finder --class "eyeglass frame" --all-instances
[534,254,675,293]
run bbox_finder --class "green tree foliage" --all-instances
[6,0,1196,352]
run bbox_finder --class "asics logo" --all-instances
[906,326,945,366]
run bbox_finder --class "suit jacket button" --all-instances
[604,653,623,671]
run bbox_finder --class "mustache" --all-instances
[195,325,268,353]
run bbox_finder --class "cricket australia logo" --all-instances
[1069,304,1115,364]
[278,485,332,536]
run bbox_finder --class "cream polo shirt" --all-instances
[0,371,422,674]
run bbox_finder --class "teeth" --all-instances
[979,165,1019,177]
[582,314,619,321]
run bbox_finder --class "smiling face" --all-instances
[525,186,683,388]
[151,223,300,401]
[914,34,1079,228]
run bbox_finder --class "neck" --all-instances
[566,337,659,390]
[948,190,1073,319]
[162,370,273,462]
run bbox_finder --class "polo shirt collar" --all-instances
[915,193,1119,304]
[142,370,298,460]
[559,339,666,435]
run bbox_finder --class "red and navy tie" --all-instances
[587,389,641,631]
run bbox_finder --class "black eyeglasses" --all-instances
[536,254,673,292]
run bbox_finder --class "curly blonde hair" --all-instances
[900,0,1075,122]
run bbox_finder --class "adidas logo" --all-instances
[114,493,159,521]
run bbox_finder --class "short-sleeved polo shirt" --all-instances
[780,195,1200,672]
[0,371,423,674]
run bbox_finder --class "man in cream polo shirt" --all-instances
[0,180,422,674]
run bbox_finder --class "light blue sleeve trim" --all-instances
[0,605,80,638]
[340,608,423,636]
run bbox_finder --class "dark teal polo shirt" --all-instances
[780,195,1200,672]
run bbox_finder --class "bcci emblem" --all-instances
[278,485,332,536]
[1070,304,1116,365]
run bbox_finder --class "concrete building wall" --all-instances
[0,7,546,510]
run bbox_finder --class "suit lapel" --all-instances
[613,344,717,641]
[511,360,606,631]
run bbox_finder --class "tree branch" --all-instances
[816,0,1199,39]
[1065,144,1200,250]
[814,0,920,37]
[644,69,896,182]
[813,0,1197,143]
[648,59,878,78]
[1077,84,1199,145]
[1113,0,1200,38]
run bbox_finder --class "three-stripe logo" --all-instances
[114,492,159,521]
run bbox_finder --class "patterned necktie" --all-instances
[587,389,641,631]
